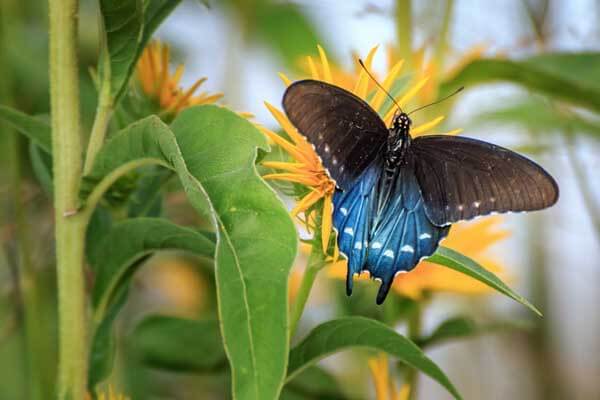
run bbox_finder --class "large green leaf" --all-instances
[82,106,298,400]
[287,317,462,400]
[87,217,214,389]
[0,106,51,153]
[170,106,298,400]
[131,315,227,372]
[441,53,600,113]
[100,0,144,101]
[415,316,532,349]
[429,246,541,316]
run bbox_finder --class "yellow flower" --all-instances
[136,41,223,114]
[262,45,457,254]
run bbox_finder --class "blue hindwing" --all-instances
[333,162,381,295]
[367,166,449,304]
[333,161,449,304]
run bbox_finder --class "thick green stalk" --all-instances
[289,245,326,338]
[48,0,88,399]
[395,0,413,70]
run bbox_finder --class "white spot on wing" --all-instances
[401,245,414,253]
[340,207,348,216]
[324,144,330,153]
[344,227,354,236]
[383,250,394,258]
[419,233,431,240]
[473,201,481,208]
[371,242,382,249]
[354,241,362,250]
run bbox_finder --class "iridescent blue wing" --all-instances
[411,135,559,226]
[283,80,388,190]
[333,162,381,295]
[366,163,449,304]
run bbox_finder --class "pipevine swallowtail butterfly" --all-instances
[282,79,559,304]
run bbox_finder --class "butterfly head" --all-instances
[392,112,412,133]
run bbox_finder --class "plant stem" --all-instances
[289,245,326,338]
[48,0,88,398]
[405,302,422,400]
[395,0,413,70]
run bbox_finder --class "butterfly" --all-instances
[282,79,559,304]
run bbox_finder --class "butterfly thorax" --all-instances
[384,113,412,173]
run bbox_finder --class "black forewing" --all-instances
[409,135,559,226]
[283,80,388,190]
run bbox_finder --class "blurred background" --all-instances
[1,0,599,399]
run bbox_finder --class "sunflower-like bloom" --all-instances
[261,45,460,254]
[264,45,508,297]
[136,41,223,114]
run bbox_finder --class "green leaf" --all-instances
[441,53,600,113]
[0,106,51,153]
[82,107,298,400]
[473,97,600,140]
[416,316,533,349]
[100,0,183,101]
[428,246,541,316]
[140,0,183,50]
[87,217,214,389]
[100,0,144,101]
[170,106,298,400]
[28,142,53,194]
[131,315,227,372]
[287,317,463,400]
[282,366,349,400]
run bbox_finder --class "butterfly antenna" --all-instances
[358,58,403,113]
[407,86,465,115]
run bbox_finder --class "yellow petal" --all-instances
[258,126,310,164]
[321,193,333,253]
[263,102,307,147]
[307,56,319,80]
[383,76,429,124]
[263,173,320,187]
[398,76,429,106]
[291,189,323,216]
[368,353,390,400]
[261,161,306,172]
[370,59,404,112]
[353,45,379,98]
[397,383,411,400]
[278,72,292,86]
[411,116,445,136]
[317,45,333,83]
